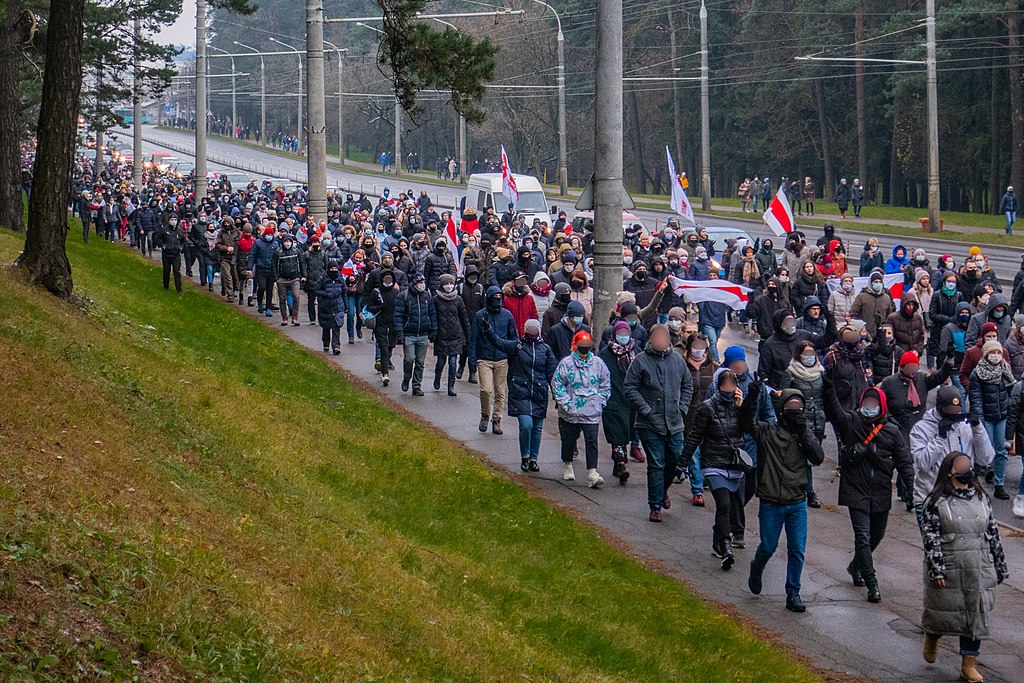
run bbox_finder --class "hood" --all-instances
[777,388,805,411]
[955,301,972,319]
[890,244,907,261]
[828,239,843,256]
[859,386,888,418]
[772,308,795,334]
[485,285,502,298]
[533,271,551,286]
[801,295,822,315]
[464,264,480,278]
[761,239,774,252]
[516,246,533,261]
[986,293,1009,316]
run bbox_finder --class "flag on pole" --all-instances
[500,145,519,209]
[444,212,462,276]
[667,276,751,310]
[666,146,695,226]
[763,184,795,237]
[826,273,904,304]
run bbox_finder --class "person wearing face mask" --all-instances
[850,270,895,339]
[552,330,611,487]
[485,318,558,472]
[394,274,437,397]
[470,287,519,433]
[600,301,649,351]
[886,294,926,356]
[597,321,641,485]
[754,238,778,282]
[741,380,825,613]
[625,325,694,520]
[528,271,553,317]
[783,341,827,509]
[960,322,1000,397]
[678,332,717,505]
[457,265,486,383]
[154,213,187,293]
[687,246,712,281]
[541,282,573,336]
[234,224,256,306]
[247,226,279,316]
[488,246,518,289]
[365,269,401,386]
[935,302,973,402]
[681,369,747,566]
[965,292,1011,347]
[823,380,913,604]
[828,273,858,323]
[758,307,837,389]
[422,238,456,296]
[549,249,579,287]
[513,245,539,282]
[929,273,965,368]
[919,452,1007,683]
[957,259,982,301]
[747,276,787,351]
[867,322,902,381]
[500,271,539,338]
[969,340,1016,499]
[313,260,347,355]
[666,306,688,350]
[431,274,469,396]
[214,216,238,301]
[545,299,591,362]
[272,232,303,326]
[299,235,328,322]
[822,321,872,413]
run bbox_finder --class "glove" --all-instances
[967,415,981,427]
[396,335,405,346]
[789,413,807,431]
[480,317,491,332]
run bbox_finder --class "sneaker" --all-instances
[478,417,488,433]
[412,388,424,397]
[562,462,575,481]
[587,469,604,488]
[785,594,807,613]
[323,346,330,353]
[280,320,288,326]
[520,458,530,472]
[649,508,662,523]
[291,317,300,326]
[732,534,745,549]
[748,562,763,595]
[528,460,540,472]
[994,485,1010,500]
[712,540,725,559]
[692,493,705,507]
[382,375,390,387]
[447,388,457,397]
[1014,494,1024,518]
[721,542,735,571]
[401,377,410,392]
[629,444,646,463]
[265,310,274,317]
[375,360,381,372]
[333,349,341,356]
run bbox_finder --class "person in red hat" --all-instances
[552,330,610,488]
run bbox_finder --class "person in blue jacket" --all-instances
[884,244,909,275]
[469,286,519,434]
[247,225,278,316]
[395,273,437,396]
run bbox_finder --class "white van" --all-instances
[463,173,551,227]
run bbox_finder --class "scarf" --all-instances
[531,281,552,297]
[904,371,921,407]
[609,339,638,375]
[741,254,760,283]
[974,358,1015,385]
[436,286,459,301]
[786,358,823,382]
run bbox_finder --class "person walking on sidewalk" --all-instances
[395,273,437,397]
[365,269,400,387]
[273,232,303,326]
[313,260,346,355]
[681,333,718,507]
[969,339,1017,500]
[553,330,611,487]
[999,185,1017,235]
[920,452,1008,683]
[741,380,825,613]
[598,321,640,485]
[624,324,694,522]
[431,274,469,396]
[469,286,518,434]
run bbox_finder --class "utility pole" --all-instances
[459,114,466,183]
[234,41,265,146]
[324,39,345,164]
[394,97,402,176]
[195,0,207,200]
[306,0,327,220]
[132,10,143,187]
[925,0,941,232]
[556,25,567,195]
[699,0,711,212]
[591,0,622,333]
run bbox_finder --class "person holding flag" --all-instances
[763,183,796,238]
[501,145,519,209]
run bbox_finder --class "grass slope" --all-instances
[0,227,817,682]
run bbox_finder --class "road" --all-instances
[127,124,1024,285]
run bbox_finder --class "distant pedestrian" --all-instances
[999,185,1017,235]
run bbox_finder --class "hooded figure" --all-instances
[884,244,909,275]
[965,292,1011,347]
[887,293,926,355]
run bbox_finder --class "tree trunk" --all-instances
[989,50,1001,214]
[16,0,85,298]
[628,87,645,194]
[668,8,683,166]
[854,7,869,199]
[1008,15,1024,204]
[812,79,834,196]
[0,0,24,232]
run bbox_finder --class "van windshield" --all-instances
[497,191,548,213]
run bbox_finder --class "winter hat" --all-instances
[412,273,426,284]
[695,246,708,259]
[982,339,1004,357]
[840,273,854,284]
[554,282,571,296]
[723,345,745,367]
[567,300,586,317]
[439,273,456,286]
[613,320,631,335]
[619,301,639,318]
[869,271,884,283]
[899,351,920,368]
[524,318,542,335]
[915,268,930,284]
[668,306,686,320]
[936,385,963,413]
[969,246,982,257]
[981,321,998,337]
[309,235,320,244]
[496,247,511,260]
[562,249,578,263]
[264,226,276,236]
[571,330,593,350]
[614,291,637,307]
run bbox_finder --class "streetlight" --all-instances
[209,45,236,137]
[356,22,401,175]
[532,0,567,196]
[269,37,303,154]
[323,39,347,164]
[234,41,266,146]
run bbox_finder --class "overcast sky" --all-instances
[155,0,197,47]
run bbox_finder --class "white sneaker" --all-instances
[562,461,575,481]
[1013,494,1024,518]
[587,468,604,488]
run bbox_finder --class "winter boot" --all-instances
[960,655,984,682]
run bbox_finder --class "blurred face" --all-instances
[984,331,998,344]
[650,328,670,352]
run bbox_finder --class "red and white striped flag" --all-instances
[667,276,751,310]
[444,213,462,276]
[501,145,519,209]
[763,184,795,237]
[666,146,695,226]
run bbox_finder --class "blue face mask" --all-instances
[993,309,1005,319]
[571,315,584,326]
[615,334,631,345]
[860,405,880,419]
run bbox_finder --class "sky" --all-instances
[155,0,197,47]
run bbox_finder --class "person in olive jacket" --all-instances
[624,325,694,523]
[313,260,347,354]
[823,378,912,605]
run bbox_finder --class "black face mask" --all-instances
[556,292,571,305]
[635,271,647,282]
[486,297,503,311]
[953,471,975,485]
[328,270,339,279]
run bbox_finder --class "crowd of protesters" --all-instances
[69,142,1016,683]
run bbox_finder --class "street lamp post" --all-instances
[305,0,328,220]
[324,39,346,164]
[209,45,236,136]
[925,0,940,232]
[234,41,265,146]
[195,0,208,200]
[270,37,303,154]
[699,0,711,212]
[132,10,142,187]
[430,19,466,183]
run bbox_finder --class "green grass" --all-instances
[0,225,819,681]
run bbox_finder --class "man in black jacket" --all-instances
[155,217,187,293]
[458,265,486,382]
[757,308,835,388]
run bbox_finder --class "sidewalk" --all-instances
[170,273,1024,682]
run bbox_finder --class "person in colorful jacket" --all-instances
[552,330,611,488]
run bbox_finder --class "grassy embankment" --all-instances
[0,226,818,681]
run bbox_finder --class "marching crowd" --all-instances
[69,145,1018,683]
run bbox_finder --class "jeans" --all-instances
[402,334,429,389]
[517,414,544,460]
[701,324,723,362]
[926,634,981,657]
[321,324,341,351]
[434,354,457,390]
[345,293,362,340]
[689,445,704,496]
[752,196,759,212]
[558,419,599,469]
[476,359,508,420]
[638,428,683,510]
[710,485,745,544]
[104,220,116,241]
[1006,210,1016,233]
[985,418,1008,485]
[751,500,808,598]
[848,508,889,581]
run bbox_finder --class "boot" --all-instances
[721,538,735,571]
[960,655,984,682]
[629,443,646,463]
[865,576,881,603]
[922,635,938,664]
[478,415,488,433]
[468,371,477,384]
[492,419,503,435]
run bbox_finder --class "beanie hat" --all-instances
[981,321,998,336]
[554,282,571,296]
[668,306,686,320]
[571,330,593,350]
[982,339,1004,356]
[264,226,276,236]
[899,351,920,368]
[870,270,883,283]
[723,345,745,367]
[562,249,578,263]
[439,273,455,285]
[915,268,930,284]
[969,246,982,257]
[309,235,320,244]
[567,300,586,317]
[524,318,542,334]
[613,320,631,335]
[936,385,962,413]
[619,301,639,318]
[614,290,637,307]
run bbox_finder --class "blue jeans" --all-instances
[752,195,760,212]
[516,414,544,460]
[986,418,1009,485]
[1006,210,1016,233]
[950,374,967,411]
[638,428,684,510]
[402,334,429,389]
[345,293,361,340]
[701,324,723,362]
[689,445,704,496]
[751,500,808,598]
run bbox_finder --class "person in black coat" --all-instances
[365,269,401,386]
[458,265,486,382]
[154,217,187,293]
[823,379,912,603]
[758,308,836,388]
[545,300,591,361]
[432,274,470,395]
[598,321,641,485]
[313,261,347,354]
[485,318,558,471]
[746,277,787,350]
[423,238,456,295]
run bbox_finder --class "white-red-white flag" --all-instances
[666,146,695,226]
[445,213,462,276]
[500,145,519,209]
[667,276,751,311]
[763,184,795,237]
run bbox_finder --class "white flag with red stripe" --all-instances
[445,213,462,276]
[763,184,795,237]
[826,273,904,304]
[666,146,695,226]
[667,276,751,310]
[500,145,519,209]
